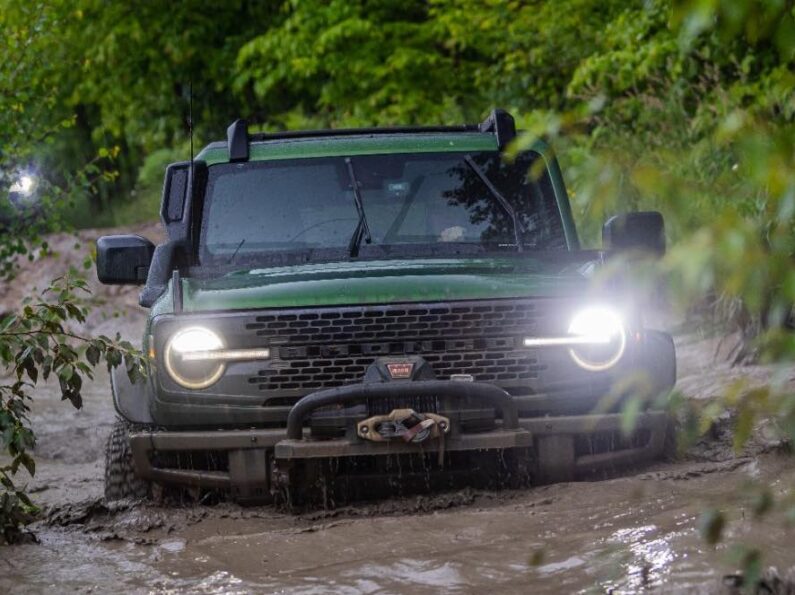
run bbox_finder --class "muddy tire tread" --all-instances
[104,418,150,501]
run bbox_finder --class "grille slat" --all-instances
[240,299,554,397]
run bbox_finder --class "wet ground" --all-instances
[4,452,794,594]
[1,333,794,594]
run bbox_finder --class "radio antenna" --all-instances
[189,80,194,172]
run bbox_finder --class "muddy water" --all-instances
[4,455,795,593]
[134,457,795,593]
[2,335,795,593]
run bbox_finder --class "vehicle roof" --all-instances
[195,131,504,166]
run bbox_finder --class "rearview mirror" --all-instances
[96,235,155,285]
[603,211,665,257]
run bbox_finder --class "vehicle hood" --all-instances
[180,256,601,312]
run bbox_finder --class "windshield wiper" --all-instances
[464,155,525,252]
[345,157,372,257]
[228,238,246,264]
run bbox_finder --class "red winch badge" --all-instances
[386,362,414,379]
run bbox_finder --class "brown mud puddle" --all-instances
[4,451,795,593]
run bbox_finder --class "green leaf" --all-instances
[751,489,773,519]
[58,364,74,382]
[733,406,755,452]
[18,453,35,477]
[528,549,545,566]
[85,344,100,366]
[728,545,762,591]
[698,509,725,546]
[620,396,642,436]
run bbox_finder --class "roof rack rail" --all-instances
[225,109,516,161]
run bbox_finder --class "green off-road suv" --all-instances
[97,109,675,506]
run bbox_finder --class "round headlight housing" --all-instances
[164,327,225,389]
[567,307,626,371]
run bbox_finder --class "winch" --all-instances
[357,408,451,443]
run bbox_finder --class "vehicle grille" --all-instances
[244,299,555,400]
[367,394,439,416]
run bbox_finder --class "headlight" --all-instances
[163,326,272,390]
[566,306,626,371]
[164,327,226,389]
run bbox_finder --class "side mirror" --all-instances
[603,211,665,257]
[161,162,190,224]
[96,235,155,285]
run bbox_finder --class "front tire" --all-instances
[104,418,150,501]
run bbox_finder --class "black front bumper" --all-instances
[129,380,670,501]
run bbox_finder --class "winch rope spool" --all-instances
[375,411,435,443]
[372,410,447,466]
[357,408,450,467]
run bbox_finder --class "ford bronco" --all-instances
[96,109,675,506]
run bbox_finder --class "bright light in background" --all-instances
[10,174,36,196]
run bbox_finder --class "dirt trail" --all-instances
[0,222,163,342]
[2,230,795,593]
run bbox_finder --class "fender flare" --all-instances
[111,365,154,425]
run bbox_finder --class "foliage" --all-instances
[0,0,279,219]
[232,0,630,128]
[560,0,795,355]
[0,3,123,277]
[532,0,795,581]
[0,3,70,279]
[235,0,471,126]
[507,0,794,352]
[59,1,278,150]
[85,146,187,228]
[0,275,146,543]
[1,2,145,542]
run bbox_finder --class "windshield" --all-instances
[199,151,566,265]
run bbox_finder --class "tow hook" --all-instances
[357,408,451,444]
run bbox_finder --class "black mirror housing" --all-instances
[96,235,155,285]
[603,211,665,256]
[161,162,190,224]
